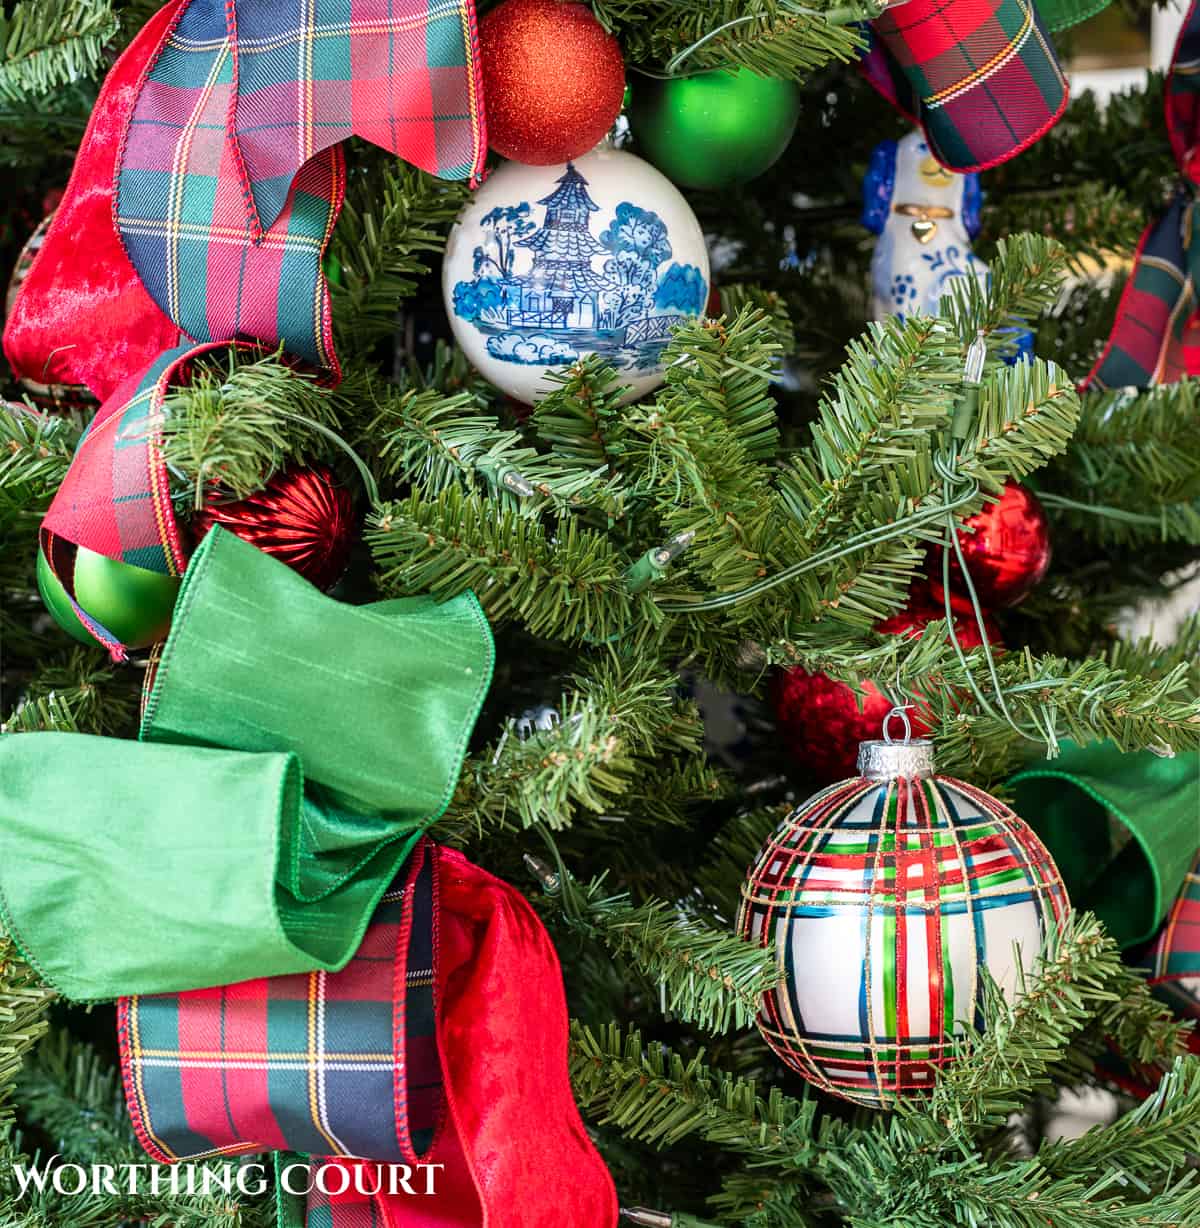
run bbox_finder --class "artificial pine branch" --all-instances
[2,651,135,738]
[1043,381,1200,546]
[693,806,791,923]
[546,876,780,1033]
[0,404,79,514]
[977,185,1144,273]
[0,936,55,1128]
[368,486,653,642]
[159,349,340,506]
[594,0,864,78]
[570,1021,816,1157]
[1038,1057,1200,1182]
[532,356,629,477]
[362,376,622,514]
[1106,615,1200,695]
[0,1,117,103]
[439,656,701,835]
[329,159,468,356]
[906,913,1176,1137]
[941,235,1072,354]
[13,1029,132,1158]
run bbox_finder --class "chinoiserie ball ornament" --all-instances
[929,480,1052,609]
[443,144,710,404]
[479,0,626,165]
[771,589,1001,784]
[627,68,801,190]
[37,536,180,649]
[737,732,1069,1108]
[190,465,356,591]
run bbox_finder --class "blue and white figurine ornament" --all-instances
[861,129,987,322]
[443,144,710,404]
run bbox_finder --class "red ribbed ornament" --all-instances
[771,588,1001,784]
[480,0,626,165]
[191,465,355,591]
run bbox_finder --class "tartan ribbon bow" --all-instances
[860,0,1068,173]
[4,0,486,400]
[1083,0,1200,390]
[117,840,620,1228]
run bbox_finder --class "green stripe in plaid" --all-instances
[119,840,442,1165]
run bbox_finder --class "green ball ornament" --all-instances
[628,68,801,190]
[35,545,93,645]
[69,546,180,648]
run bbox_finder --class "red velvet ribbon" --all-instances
[3,2,186,401]
[406,846,617,1228]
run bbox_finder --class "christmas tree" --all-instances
[1,1,1200,1226]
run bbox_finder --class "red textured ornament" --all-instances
[929,479,1052,609]
[191,465,356,591]
[480,0,626,165]
[771,589,1001,784]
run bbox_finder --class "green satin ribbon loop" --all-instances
[0,527,495,1001]
[1034,0,1111,32]
[1010,740,1200,948]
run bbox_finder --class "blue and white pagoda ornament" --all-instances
[443,144,710,403]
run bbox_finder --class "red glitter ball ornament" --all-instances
[771,589,1001,784]
[191,465,356,591]
[480,0,626,165]
[929,479,1052,609]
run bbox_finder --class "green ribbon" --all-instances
[1033,0,1112,32]
[1010,740,1200,949]
[0,527,494,1001]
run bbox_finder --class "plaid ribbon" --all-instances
[115,0,486,369]
[37,340,264,659]
[119,839,442,1165]
[1141,848,1200,1022]
[39,341,229,659]
[861,0,1068,173]
[1083,0,1200,390]
[118,841,620,1228]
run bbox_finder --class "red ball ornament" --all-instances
[929,479,1051,609]
[771,590,1001,784]
[480,0,626,164]
[191,465,356,591]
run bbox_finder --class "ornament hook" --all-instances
[882,705,913,745]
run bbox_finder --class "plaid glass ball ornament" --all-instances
[736,733,1068,1108]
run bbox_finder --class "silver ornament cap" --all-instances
[856,737,935,781]
[856,705,935,780]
